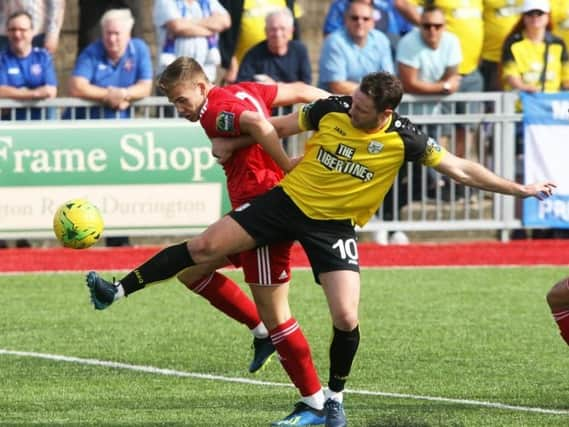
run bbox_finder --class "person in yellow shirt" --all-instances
[480,0,523,91]
[502,0,569,93]
[501,0,569,239]
[87,68,556,427]
[218,0,302,84]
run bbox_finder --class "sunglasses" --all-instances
[524,9,546,16]
[421,23,444,30]
[349,15,372,22]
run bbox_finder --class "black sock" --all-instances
[120,242,194,295]
[328,325,360,393]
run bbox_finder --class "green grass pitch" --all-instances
[0,267,568,426]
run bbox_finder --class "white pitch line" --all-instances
[1,348,567,416]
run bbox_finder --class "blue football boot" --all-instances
[324,399,347,427]
[86,271,118,310]
[249,336,276,373]
[271,402,325,426]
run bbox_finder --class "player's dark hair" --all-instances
[359,72,403,112]
[7,10,33,29]
[157,56,208,93]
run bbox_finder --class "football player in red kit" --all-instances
[88,57,331,425]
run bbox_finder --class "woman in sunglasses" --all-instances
[501,0,569,94]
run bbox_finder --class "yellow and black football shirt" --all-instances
[501,31,569,92]
[279,96,447,227]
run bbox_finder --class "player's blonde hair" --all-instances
[157,57,209,93]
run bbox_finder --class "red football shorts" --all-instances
[227,240,292,286]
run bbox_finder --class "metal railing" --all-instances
[0,92,524,241]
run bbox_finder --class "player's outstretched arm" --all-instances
[270,112,302,138]
[273,82,331,107]
[433,151,556,199]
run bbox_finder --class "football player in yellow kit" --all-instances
[87,71,555,427]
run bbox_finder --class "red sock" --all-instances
[187,272,260,330]
[270,317,321,397]
[552,309,569,345]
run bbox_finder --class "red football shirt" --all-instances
[199,82,284,208]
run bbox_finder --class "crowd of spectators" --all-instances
[0,0,568,247]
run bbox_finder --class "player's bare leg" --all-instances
[318,270,361,427]
[187,215,257,264]
[546,276,569,345]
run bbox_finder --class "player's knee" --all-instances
[187,235,218,261]
[332,310,359,331]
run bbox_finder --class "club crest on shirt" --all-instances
[426,137,442,153]
[30,63,42,76]
[123,59,133,72]
[216,111,236,133]
[367,140,384,154]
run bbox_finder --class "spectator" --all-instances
[318,0,394,94]
[237,8,311,85]
[480,0,523,91]
[237,7,311,153]
[67,8,153,120]
[395,5,461,203]
[0,9,56,249]
[412,0,483,164]
[68,8,152,247]
[153,0,230,82]
[501,0,569,239]
[397,6,461,98]
[414,0,483,85]
[218,0,301,85]
[77,0,143,53]
[0,0,64,54]
[323,0,420,49]
[0,10,57,120]
[502,0,569,94]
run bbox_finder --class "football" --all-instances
[53,199,104,249]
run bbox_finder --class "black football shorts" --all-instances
[229,186,359,283]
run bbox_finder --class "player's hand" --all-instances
[117,100,130,111]
[524,181,557,200]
